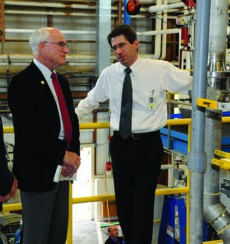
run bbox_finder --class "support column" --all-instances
[188,0,211,243]
[96,0,111,75]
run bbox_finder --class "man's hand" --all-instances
[0,176,18,202]
[61,151,81,177]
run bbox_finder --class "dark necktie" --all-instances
[119,67,132,139]
[51,72,72,148]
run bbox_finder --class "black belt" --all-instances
[113,130,159,140]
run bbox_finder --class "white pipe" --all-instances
[137,28,181,60]
[137,28,181,36]
[149,2,185,13]
[5,29,96,35]
[5,1,95,9]
[0,54,96,62]
[5,10,147,19]
[5,10,96,17]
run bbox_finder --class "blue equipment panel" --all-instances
[160,123,230,154]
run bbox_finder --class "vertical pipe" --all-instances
[188,0,211,243]
[203,0,230,242]
[123,0,131,25]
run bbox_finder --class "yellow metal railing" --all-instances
[3,117,230,243]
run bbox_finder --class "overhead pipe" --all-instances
[187,0,210,243]
[0,54,96,62]
[203,0,230,242]
[137,28,181,60]
[5,29,96,35]
[148,2,185,13]
[4,1,95,9]
[5,10,96,17]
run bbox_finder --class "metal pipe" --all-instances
[5,1,95,9]
[137,28,180,36]
[148,2,185,13]
[188,0,211,243]
[5,29,96,35]
[208,0,228,72]
[204,111,230,242]
[137,28,181,59]
[203,0,230,242]
[124,0,131,25]
[0,54,96,61]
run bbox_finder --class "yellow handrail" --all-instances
[3,117,230,243]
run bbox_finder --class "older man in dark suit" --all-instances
[8,27,81,244]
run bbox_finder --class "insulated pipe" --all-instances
[137,28,181,60]
[5,1,95,9]
[5,29,96,35]
[137,28,180,36]
[203,0,230,242]
[187,0,211,243]
[0,54,96,62]
[148,2,185,13]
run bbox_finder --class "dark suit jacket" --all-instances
[8,61,80,192]
[0,163,13,196]
[0,117,7,166]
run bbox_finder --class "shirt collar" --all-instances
[118,56,141,73]
[33,58,55,82]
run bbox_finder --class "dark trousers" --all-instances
[20,181,69,244]
[110,131,163,244]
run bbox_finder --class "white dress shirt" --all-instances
[75,57,192,133]
[33,58,64,140]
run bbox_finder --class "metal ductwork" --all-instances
[203,0,230,242]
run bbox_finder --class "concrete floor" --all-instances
[72,217,115,244]
[72,219,100,244]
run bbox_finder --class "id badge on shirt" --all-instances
[148,90,157,110]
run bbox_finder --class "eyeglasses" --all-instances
[43,41,68,48]
[111,42,127,51]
